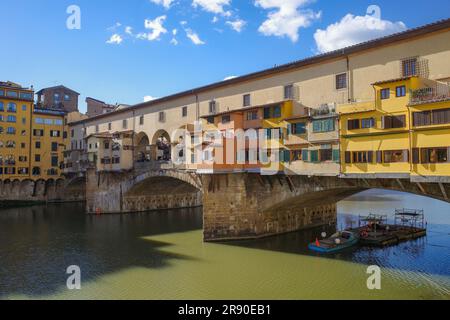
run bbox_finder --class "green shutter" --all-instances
[311,150,319,162]
[332,149,340,162]
[302,150,309,162]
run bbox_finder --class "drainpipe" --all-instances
[346,56,353,103]
[132,110,136,170]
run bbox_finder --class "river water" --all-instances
[0,189,449,300]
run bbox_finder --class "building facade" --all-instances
[36,85,79,113]
[0,82,68,181]
[64,19,450,182]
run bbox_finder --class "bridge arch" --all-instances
[134,132,151,162]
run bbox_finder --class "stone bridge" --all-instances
[84,164,450,241]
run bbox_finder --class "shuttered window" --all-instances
[432,108,450,125]
[368,151,374,163]
[376,151,383,163]
[384,150,409,163]
[347,119,360,130]
[412,148,420,164]
[320,149,333,161]
[345,151,351,164]
[413,111,431,127]
[383,115,406,129]
[302,150,309,162]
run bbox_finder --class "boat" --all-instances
[308,231,359,253]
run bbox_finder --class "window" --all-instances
[310,150,319,162]
[421,147,449,164]
[32,167,41,176]
[6,91,18,98]
[0,90,4,96]
[159,112,165,122]
[20,92,33,100]
[432,108,450,125]
[64,94,71,101]
[273,105,282,118]
[18,168,29,175]
[51,142,58,152]
[35,154,41,162]
[22,117,26,125]
[50,130,60,137]
[383,115,406,129]
[33,129,44,136]
[291,150,302,161]
[320,149,333,161]
[51,156,59,167]
[6,141,16,148]
[7,115,16,123]
[21,143,26,149]
[7,127,16,135]
[384,150,408,163]
[71,129,74,138]
[44,119,53,125]
[182,106,188,118]
[284,84,294,100]
[206,116,214,124]
[19,156,27,162]
[402,58,417,77]
[291,122,306,135]
[380,88,390,100]
[222,115,231,124]
[22,105,27,111]
[104,142,110,149]
[351,151,372,163]
[361,118,375,129]
[313,118,335,133]
[54,93,61,103]
[336,73,347,90]
[7,103,17,112]
[35,141,41,149]
[263,107,271,119]
[246,110,258,121]
[0,102,3,111]
[396,86,406,97]
[209,101,217,114]
[55,119,63,126]
[243,94,251,107]
[413,111,431,127]
[347,119,360,130]
[123,119,128,129]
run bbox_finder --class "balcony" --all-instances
[310,103,338,118]
[410,82,450,105]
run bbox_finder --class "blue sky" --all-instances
[1,0,449,113]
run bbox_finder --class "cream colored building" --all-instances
[67,19,450,176]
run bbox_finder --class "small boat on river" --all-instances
[308,231,359,253]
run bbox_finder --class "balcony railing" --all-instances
[411,82,450,105]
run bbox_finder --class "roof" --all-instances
[36,85,80,95]
[0,81,32,91]
[372,76,416,86]
[71,18,450,126]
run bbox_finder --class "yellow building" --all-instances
[31,108,67,179]
[0,81,68,181]
[0,81,34,180]
[339,76,450,180]
[410,81,450,181]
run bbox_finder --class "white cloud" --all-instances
[226,19,246,32]
[138,15,168,41]
[107,22,122,31]
[255,0,321,42]
[224,75,237,80]
[172,28,178,35]
[144,96,158,102]
[150,0,174,9]
[212,16,219,23]
[185,28,206,45]
[171,38,179,45]
[192,0,231,15]
[106,34,123,45]
[180,20,188,26]
[314,13,407,53]
[125,26,133,35]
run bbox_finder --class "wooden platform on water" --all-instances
[348,225,427,247]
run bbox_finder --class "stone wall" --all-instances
[0,178,86,203]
